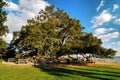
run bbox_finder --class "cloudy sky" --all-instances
[3,0,120,56]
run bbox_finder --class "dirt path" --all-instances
[2,61,34,66]
[2,61,120,68]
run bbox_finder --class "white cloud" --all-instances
[113,18,120,25]
[113,4,119,12]
[95,28,114,35]
[4,0,49,33]
[96,0,105,12]
[4,1,20,11]
[19,0,48,13]
[112,41,120,45]
[113,47,120,56]
[5,13,26,33]
[104,43,120,56]
[96,32,119,42]
[4,0,49,43]
[91,9,115,28]
[2,33,13,43]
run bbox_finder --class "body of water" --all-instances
[106,57,120,62]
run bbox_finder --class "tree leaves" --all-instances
[0,0,8,36]
[10,5,116,58]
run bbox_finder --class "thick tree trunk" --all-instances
[0,54,2,62]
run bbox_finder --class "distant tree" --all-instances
[0,0,8,55]
[101,48,116,58]
[0,0,8,36]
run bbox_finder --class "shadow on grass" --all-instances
[34,64,120,80]
[75,67,120,77]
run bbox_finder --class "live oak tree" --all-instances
[10,5,116,59]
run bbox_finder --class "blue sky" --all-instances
[2,0,120,56]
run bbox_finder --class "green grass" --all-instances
[0,63,120,80]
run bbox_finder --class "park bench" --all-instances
[8,58,16,63]
[18,59,28,64]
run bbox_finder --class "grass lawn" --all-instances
[0,62,120,80]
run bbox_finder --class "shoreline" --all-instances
[87,61,120,68]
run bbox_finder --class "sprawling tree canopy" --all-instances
[10,5,116,58]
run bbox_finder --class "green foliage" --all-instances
[0,0,8,36]
[101,48,117,58]
[0,0,8,56]
[11,5,116,58]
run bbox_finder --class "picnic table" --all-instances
[18,59,28,64]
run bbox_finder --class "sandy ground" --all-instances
[90,61,120,68]
[1,60,120,68]
[2,61,34,66]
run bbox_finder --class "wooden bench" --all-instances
[18,59,28,64]
[8,58,16,63]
